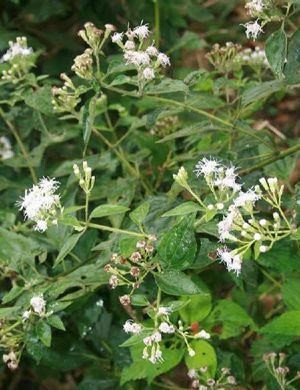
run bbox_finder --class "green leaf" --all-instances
[47,315,66,331]
[284,29,300,84]
[282,279,300,310]
[185,340,217,377]
[130,294,149,306]
[206,300,256,339]
[179,278,212,322]
[54,232,83,267]
[120,329,153,348]
[120,343,184,384]
[162,202,202,217]
[157,216,197,270]
[129,202,150,226]
[260,311,300,336]
[24,86,54,116]
[242,80,284,106]
[265,29,287,78]
[2,285,24,304]
[145,78,189,95]
[155,270,205,296]
[90,204,129,219]
[36,321,52,347]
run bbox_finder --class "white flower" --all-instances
[157,306,171,316]
[143,336,152,346]
[260,245,267,253]
[234,189,260,208]
[159,322,175,333]
[133,23,150,39]
[157,52,170,67]
[214,167,241,192]
[0,136,14,160]
[18,177,61,232]
[259,219,267,226]
[143,67,155,80]
[194,158,219,177]
[242,20,263,41]
[1,37,33,63]
[151,331,162,342]
[111,32,123,43]
[195,330,211,339]
[254,233,262,240]
[30,295,46,315]
[146,45,158,57]
[218,207,240,242]
[22,310,31,321]
[188,369,197,379]
[123,320,142,334]
[149,347,163,364]
[245,0,265,15]
[217,248,242,276]
[124,50,150,67]
[188,348,196,357]
[35,220,48,232]
[124,40,135,50]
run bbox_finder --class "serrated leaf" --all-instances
[162,202,202,217]
[155,270,205,296]
[120,329,153,348]
[157,216,197,270]
[130,294,149,306]
[265,29,287,78]
[90,204,129,219]
[284,28,300,84]
[36,321,52,347]
[282,279,300,310]
[260,311,300,336]
[120,343,184,384]
[129,202,149,226]
[185,340,217,377]
[47,315,65,330]
[242,80,284,106]
[54,232,83,267]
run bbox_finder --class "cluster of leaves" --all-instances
[0,0,300,389]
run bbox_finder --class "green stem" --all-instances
[154,0,160,48]
[147,96,274,150]
[85,191,90,224]
[0,109,37,183]
[84,221,146,237]
[239,142,300,175]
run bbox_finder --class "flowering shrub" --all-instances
[0,0,300,388]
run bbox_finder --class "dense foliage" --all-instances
[1,1,300,389]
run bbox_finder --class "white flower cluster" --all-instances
[0,136,14,160]
[242,20,264,40]
[245,0,265,16]
[18,177,61,232]
[185,158,293,276]
[23,295,48,321]
[235,46,268,67]
[0,37,33,63]
[111,22,170,84]
[122,305,178,364]
[195,157,241,195]
[216,176,291,275]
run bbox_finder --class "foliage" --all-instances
[0,0,300,389]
